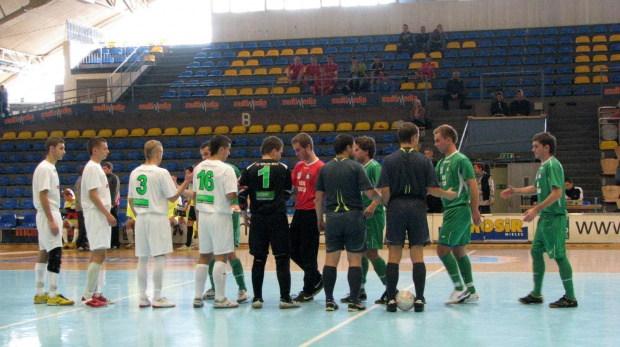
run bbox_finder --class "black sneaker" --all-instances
[519,293,544,305]
[326,300,339,311]
[293,290,314,302]
[386,299,397,312]
[413,297,426,312]
[375,291,388,304]
[348,301,366,312]
[313,278,324,297]
[549,295,578,308]
[340,291,367,303]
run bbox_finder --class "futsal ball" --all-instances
[395,290,415,311]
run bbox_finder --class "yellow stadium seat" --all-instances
[246,59,259,67]
[431,61,439,68]
[593,44,608,52]
[272,87,285,95]
[310,47,323,55]
[574,76,591,84]
[575,55,590,63]
[146,55,156,62]
[146,128,162,137]
[592,35,607,43]
[277,76,289,84]
[408,62,422,70]
[462,41,476,48]
[318,123,335,132]
[150,46,164,53]
[372,121,389,131]
[593,75,609,83]
[417,82,432,89]
[574,65,590,73]
[281,49,294,56]
[336,122,353,132]
[251,50,265,58]
[610,35,620,42]
[593,54,608,62]
[239,88,253,96]
[575,45,591,53]
[600,140,618,150]
[32,130,48,139]
[400,82,415,90]
[593,65,608,73]
[429,51,442,59]
[391,121,402,130]
[224,69,238,76]
[65,130,80,139]
[196,126,212,135]
[113,128,129,137]
[285,86,300,94]
[239,69,253,76]
[269,67,283,75]
[163,127,179,136]
[129,128,145,137]
[49,130,64,138]
[107,42,116,47]
[208,89,222,96]
[249,125,266,134]
[264,124,281,133]
[446,42,460,49]
[214,126,230,134]
[354,122,371,131]
[301,123,317,132]
[254,87,269,95]
[237,51,251,58]
[1,131,17,140]
[610,54,620,61]
[575,36,590,43]
[253,68,267,75]
[412,53,426,60]
[283,124,300,133]
[180,127,195,136]
[384,44,397,51]
[80,129,96,138]
[266,49,280,57]
[230,60,244,67]
[231,125,247,134]
[225,88,238,96]
[97,129,112,137]
[295,48,309,55]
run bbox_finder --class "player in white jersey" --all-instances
[190,135,240,309]
[32,137,75,306]
[80,137,117,308]
[128,140,192,308]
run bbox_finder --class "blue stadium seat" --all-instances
[504,79,519,87]
[206,70,221,77]
[21,211,36,228]
[576,26,591,34]
[612,75,620,84]
[217,43,230,50]
[611,24,620,33]
[481,31,495,39]
[555,77,572,85]
[162,91,176,98]
[259,41,272,48]
[245,42,258,49]
[216,61,230,68]
[527,38,541,45]
[0,188,7,198]
[494,39,508,47]
[185,80,199,87]
[179,150,194,159]
[382,146,397,155]
[331,38,344,45]
[360,37,373,44]
[74,153,89,161]
[260,58,274,66]
[528,28,543,36]
[437,70,452,79]
[474,59,488,67]
[574,86,590,95]
[273,40,286,47]
[543,77,554,86]
[19,200,34,210]
[447,32,464,40]
[208,52,221,59]
[234,137,250,146]
[192,90,206,97]
[231,149,248,158]
[162,150,177,160]
[444,50,458,58]
[524,57,539,65]
[16,143,30,151]
[379,134,396,143]
[467,80,480,88]
[541,56,555,64]
[465,32,480,39]
[478,40,492,48]
[22,165,36,174]
[543,67,555,75]
[485,80,501,88]
[441,61,455,69]
[8,154,23,162]
[510,38,525,46]
[250,149,261,158]
[113,163,125,172]
[555,88,571,96]
[506,58,521,66]
[542,37,557,45]
[187,62,200,69]
[335,56,349,63]
[57,163,71,173]
[476,49,491,57]
[324,46,338,54]
[521,78,537,86]
[542,46,556,54]
[433,80,447,89]
[0,213,16,228]
[557,56,572,64]
[179,71,193,78]
[370,45,383,52]
[496,30,510,38]
[202,61,215,68]
[459,50,474,58]
[194,53,207,60]
[560,27,576,35]
[354,45,368,53]
[525,47,540,55]
[610,43,620,52]
[301,39,315,46]
[544,28,559,36]
[492,48,507,56]
[375,36,388,43]
[288,40,300,46]
[457,60,472,68]
[490,58,506,66]
[128,151,143,160]
[5,165,19,174]
[14,176,30,186]
[512,29,527,37]
[178,90,191,98]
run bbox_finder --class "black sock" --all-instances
[275,254,291,300]
[323,265,337,302]
[386,262,400,301]
[348,266,362,303]
[412,262,426,300]
[252,256,267,300]
[186,226,194,247]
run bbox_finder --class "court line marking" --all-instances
[298,250,476,347]
[0,251,40,256]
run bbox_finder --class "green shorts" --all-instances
[438,205,472,247]
[365,209,385,250]
[531,214,567,259]
[232,212,240,247]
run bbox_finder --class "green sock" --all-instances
[361,257,369,286]
[229,258,247,291]
[208,259,215,290]
[440,253,464,291]
[531,252,545,297]
[556,257,575,300]
[456,255,476,294]
[371,257,388,286]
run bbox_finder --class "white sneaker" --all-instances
[237,290,250,303]
[193,297,204,308]
[152,297,176,308]
[445,289,470,305]
[279,298,301,309]
[463,292,479,303]
[177,245,190,251]
[214,298,239,309]
[252,298,264,309]
[139,297,151,308]
[203,289,215,300]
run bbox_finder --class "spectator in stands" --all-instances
[287,56,305,85]
[415,26,430,53]
[427,24,446,53]
[369,56,385,87]
[397,24,415,57]
[417,56,436,81]
[342,64,365,95]
[509,89,531,116]
[490,91,510,116]
[102,162,121,249]
[0,85,9,118]
[410,95,430,128]
[372,75,395,95]
[323,54,339,84]
[442,70,466,110]
[474,163,495,214]
[311,66,336,96]
[304,55,321,86]
[564,178,583,201]
[350,57,367,75]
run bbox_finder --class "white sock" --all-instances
[73,228,79,243]
[84,263,101,299]
[95,270,106,295]
[35,263,47,296]
[194,264,208,299]
[126,229,134,243]
[153,256,165,300]
[48,271,59,298]
[213,261,227,301]
[137,256,148,299]
[62,228,68,244]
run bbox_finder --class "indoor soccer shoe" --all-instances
[340,290,367,303]
[347,301,366,312]
[214,298,239,309]
[549,295,578,308]
[34,293,50,305]
[203,289,215,300]
[279,298,301,309]
[445,289,470,305]
[193,298,204,308]
[463,292,479,304]
[94,293,114,305]
[293,290,314,302]
[519,293,544,305]
[139,297,151,308]
[375,291,388,304]
[152,297,176,308]
[252,298,264,309]
[83,297,107,308]
[47,294,75,306]
[413,297,426,312]
[312,278,324,297]
[237,289,250,303]
[325,300,339,311]
[386,299,397,312]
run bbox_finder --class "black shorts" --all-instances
[385,198,430,247]
[325,210,366,253]
[249,213,290,257]
[187,206,196,221]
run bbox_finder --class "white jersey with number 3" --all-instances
[193,159,237,215]
[128,165,178,216]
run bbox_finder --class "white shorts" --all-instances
[84,208,111,250]
[37,211,63,251]
[198,213,234,255]
[135,214,173,257]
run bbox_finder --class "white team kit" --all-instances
[193,159,237,255]
[81,160,112,250]
[32,160,63,251]
[128,165,178,257]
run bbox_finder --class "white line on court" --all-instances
[0,251,39,256]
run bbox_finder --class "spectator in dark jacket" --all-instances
[415,26,430,53]
[490,91,510,116]
[509,89,532,116]
[427,24,446,53]
[397,24,415,57]
[442,71,466,110]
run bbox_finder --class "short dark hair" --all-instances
[209,135,231,156]
[565,177,573,183]
[292,132,313,149]
[87,137,107,156]
[433,124,458,144]
[532,132,556,156]
[102,162,113,170]
[184,165,194,173]
[45,137,64,153]
[397,122,420,143]
[474,162,485,171]
[261,136,283,155]
[200,141,210,150]
[354,136,376,159]
[333,134,354,154]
